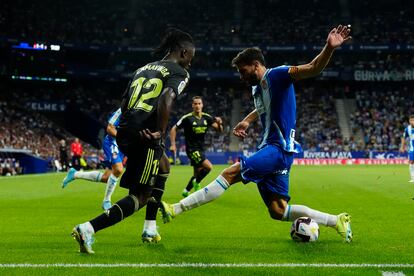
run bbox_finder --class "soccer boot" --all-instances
[102,200,112,213]
[71,224,95,254]
[159,201,176,224]
[335,213,353,243]
[193,179,201,191]
[141,230,162,243]
[182,190,189,198]
[62,168,76,188]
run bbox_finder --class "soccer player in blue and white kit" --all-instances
[400,115,414,182]
[160,25,353,242]
[62,108,124,211]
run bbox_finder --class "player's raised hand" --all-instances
[327,24,352,49]
[233,121,249,138]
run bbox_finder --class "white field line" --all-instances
[381,272,406,276]
[1,263,414,268]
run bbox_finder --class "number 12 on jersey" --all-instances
[127,77,163,112]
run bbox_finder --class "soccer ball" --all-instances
[290,217,319,242]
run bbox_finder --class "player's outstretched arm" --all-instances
[289,25,352,81]
[233,109,258,138]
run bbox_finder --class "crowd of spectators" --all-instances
[350,85,414,152]
[0,156,21,176]
[1,0,412,47]
[0,100,100,171]
[0,101,62,158]
[295,86,343,152]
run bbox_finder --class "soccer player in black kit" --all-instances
[71,28,195,254]
[170,96,223,197]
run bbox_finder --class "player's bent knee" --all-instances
[113,169,123,177]
[221,163,240,184]
[112,164,123,177]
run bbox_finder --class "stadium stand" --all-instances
[1,0,413,173]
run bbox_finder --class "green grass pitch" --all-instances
[1,165,414,275]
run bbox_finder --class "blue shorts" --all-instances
[409,152,414,161]
[240,144,294,204]
[102,136,124,169]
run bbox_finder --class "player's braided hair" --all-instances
[153,27,194,56]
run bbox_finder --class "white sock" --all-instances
[409,165,414,180]
[283,205,337,227]
[143,220,157,233]
[82,221,95,234]
[74,171,103,182]
[103,174,118,202]
[173,175,230,215]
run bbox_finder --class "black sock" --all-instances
[145,174,167,220]
[185,176,196,191]
[196,168,210,183]
[90,195,138,233]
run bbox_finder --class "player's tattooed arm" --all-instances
[289,24,352,80]
[157,87,177,139]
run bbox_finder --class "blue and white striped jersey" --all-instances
[252,65,301,153]
[404,125,414,152]
[107,108,122,142]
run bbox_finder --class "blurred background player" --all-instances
[170,96,223,197]
[400,115,414,182]
[71,28,194,254]
[62,108,124,211]
[161,25,353,243]
[70,138,83,170]
[59,139,69,171]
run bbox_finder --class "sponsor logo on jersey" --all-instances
[275,169,288,175]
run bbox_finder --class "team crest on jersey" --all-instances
[178,77,189,95]
[112,152,118,159]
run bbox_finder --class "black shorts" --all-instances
[186,149,206,167]
[117,128,164,194]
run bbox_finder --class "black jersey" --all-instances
[59,144,68,158]
[176,112,214,152]
[119,60,189,132]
